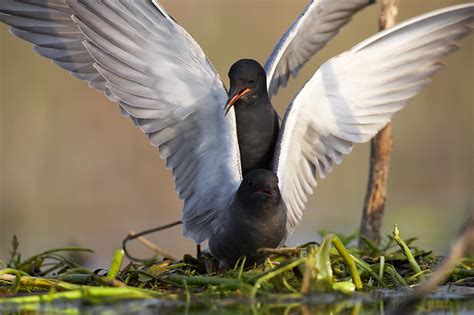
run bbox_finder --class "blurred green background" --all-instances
[0,0,472,267]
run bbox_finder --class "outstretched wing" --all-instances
[264,0,374,98]
[0,0,106,92]
[272,4,474,233]
[62,0,242,243]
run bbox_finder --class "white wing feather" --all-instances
[66,0,242,243]
[0,0,106,92]
[264,0,374,98]
[273,4,474,233]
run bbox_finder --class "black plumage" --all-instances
[209,169,287,268]
[225,59,280,176]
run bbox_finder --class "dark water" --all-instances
[1,286,474,315]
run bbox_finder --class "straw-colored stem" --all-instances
[0,287,157,304]
[128,230,177,260]
[0,274,83,291]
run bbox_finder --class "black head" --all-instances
[224,59,268,115]
[237,169,280,208]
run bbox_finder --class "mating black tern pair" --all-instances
[0,0,473,268]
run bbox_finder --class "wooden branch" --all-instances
[359,0,399,247]
[379,0,399,30]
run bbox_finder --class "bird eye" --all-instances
[248,180,253,187]
[248,79,255,84]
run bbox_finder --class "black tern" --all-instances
[224,59,280,176]
[209,169,286,268]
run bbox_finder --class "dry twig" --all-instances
[127,230,177,261]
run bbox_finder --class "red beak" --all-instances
[224,87,251,115]
[256,188,274,198]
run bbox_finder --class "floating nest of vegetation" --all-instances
[0,225,473,313]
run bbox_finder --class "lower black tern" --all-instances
[209,169,286,268]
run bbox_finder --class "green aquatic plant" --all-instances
[1,225,472,310]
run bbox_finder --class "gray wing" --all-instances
[63,0,242,243]
[0,0,106,92]
[272,4,473,234]
[264,0,374,98]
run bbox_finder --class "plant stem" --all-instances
[251,258,305,297]
[166,274,246,290]
[0,269,28,292]
[0,287,157,304]
[350,255,387,288]
[332,237,363,290]
[300,245,316,294]
[107,249,124,280]
[393,225,425,282]
[17,247,94,270]
[0,274,83,291]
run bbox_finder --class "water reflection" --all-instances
[2,289,474,315]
